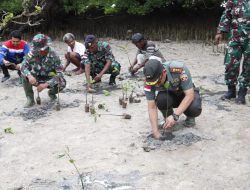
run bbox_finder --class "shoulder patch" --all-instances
[170,68,183,74]
[27,52,33,58]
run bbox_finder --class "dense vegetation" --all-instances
[0,0,225,40]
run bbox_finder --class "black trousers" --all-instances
[156,88,202,118]
[0,64,21,77]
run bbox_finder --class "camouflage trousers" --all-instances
[90,61,121,78]
[23,75,66,94]
[224,38,250,88]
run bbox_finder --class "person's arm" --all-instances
[0,45,8,66]
[23,42,30,55]
[21,53,37,85]
[47,52,64,87]
[148,100,161,139]
[215,0,233,44]
[164,64,194,128]
[63,47,71,71]
[164,89,194,128]
[94,59,112,81]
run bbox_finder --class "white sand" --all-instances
[0,40,249,190]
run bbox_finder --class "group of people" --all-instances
[0,0,249,140]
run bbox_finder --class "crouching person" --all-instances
[21,34,66,107]
[83,35,121,92]
[143,59,202,140]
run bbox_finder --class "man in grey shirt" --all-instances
[129,33,166,74]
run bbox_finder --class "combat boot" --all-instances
[235,87,247,105]
[22,78,35,107]
[183,117,196,127]
[221,85,236,100]
[109,74,117,85]
[48,89,57,101]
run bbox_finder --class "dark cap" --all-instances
[143,59,163,85]
[85,35,96,49]
[131,33,144,43]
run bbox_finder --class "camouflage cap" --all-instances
[31,33,52,52]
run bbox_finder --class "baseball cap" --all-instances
[85,35,96,49]
[143,59,163,85]
[131,33,144,43]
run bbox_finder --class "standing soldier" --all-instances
[21,34,66,107]
[143,59,202,140]
[82,35,121,92]
[0,30,30,82]
[129,33,166,75]
[215,0,250,104]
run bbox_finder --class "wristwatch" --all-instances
[172,113,179,121]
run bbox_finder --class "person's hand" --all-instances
[94,74,102,82]
[3,60,10,66]
[152,130,161,140]
[87,84,96,93]
[37,83,48,92]
[75,68,84,75]
[15,64,21,70]
[163,115,176,128]
[215,33,223,45]
[27,75,37,85]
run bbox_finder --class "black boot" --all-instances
[221,85,236,100]
[109,74,117,85]
[235,87,247,104]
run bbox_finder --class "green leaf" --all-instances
[69,159,75,163]
[4,127,14,134]
[103,90,111,96]
[58,154,65,158]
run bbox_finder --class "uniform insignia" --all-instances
[180,74,188,81]
[144,85,152,92]
[170,68,183,73]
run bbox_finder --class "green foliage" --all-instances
[62,0,222,16]
[102,90,111,96]
[4,128,14,134]
[0,12,14,28]
[35,5,42,14]
[0,0,23,13]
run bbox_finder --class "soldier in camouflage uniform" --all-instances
[215,0,250,104]
[82,35,121,92]
[143,59,202,140]
[21,34,66,107]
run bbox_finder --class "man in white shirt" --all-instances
[63,33,86,74]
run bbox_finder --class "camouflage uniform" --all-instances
[82,41,121,81]
[218,0,250,104]
[144,61,202,119]
[21,34,66,107]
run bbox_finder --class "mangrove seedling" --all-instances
[55,79,61,111]
[90,94,96,115]
[129,90,134,103]
[36,91,41,105]
[122,100,127,108]
[85,92,89,113]
[59,146,85,190]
